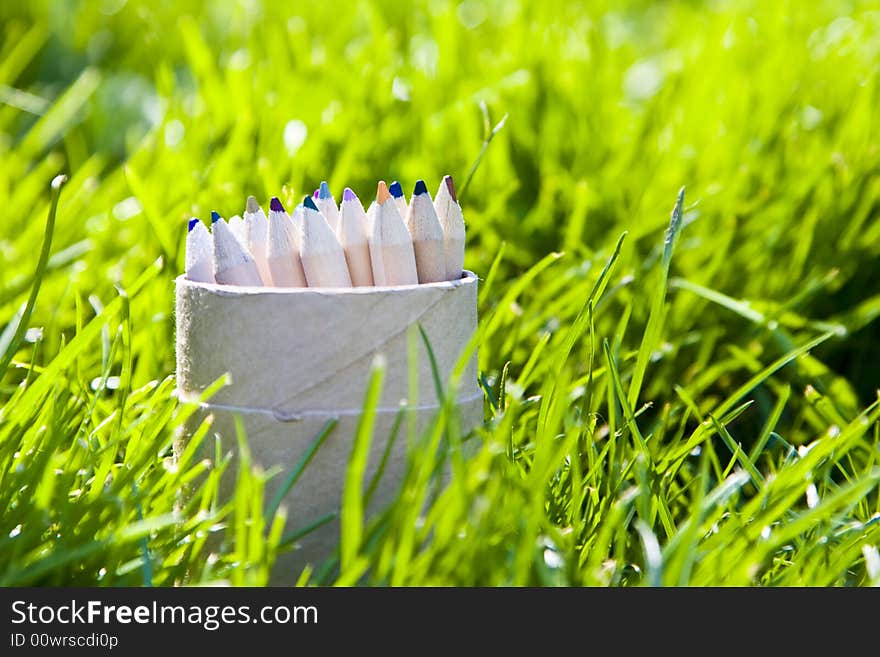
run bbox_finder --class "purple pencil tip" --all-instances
[342,187,357,202]
[188,218,200,232]
[389,180,403,198]
[319,181,332,199]
[269,197,285,212]
[303,195,318,211]
[312,189,320,199]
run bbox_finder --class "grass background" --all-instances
[1,0,879,585]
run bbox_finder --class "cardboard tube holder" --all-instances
[174,271,481,582]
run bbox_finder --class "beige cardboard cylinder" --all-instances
[174,272,481,583]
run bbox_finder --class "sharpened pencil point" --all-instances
[389,181,403,198]
[413,179,428,196]
[211,211,221,224]
[319,181,332,199]
[443,175,457,202]
[343,187,357,202]
[313,189,320,199]
[246,196,260,213]
[377,180,391,204]
[188,218,200,232]
[269,197,285,213]
[303,195,319,211]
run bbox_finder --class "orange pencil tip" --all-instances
[377,180,391,204]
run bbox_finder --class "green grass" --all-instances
[2,0,880,586]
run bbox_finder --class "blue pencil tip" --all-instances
[413,180,428,196]
[319,181,332,199]
[389,181,403,198]
[210,211,221,224]
[269,197,284,212]
[188,218,200,232]
[303,195,318,211]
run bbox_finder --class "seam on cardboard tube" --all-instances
[273,291,456,410]
[179,389,485,422]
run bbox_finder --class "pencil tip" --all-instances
[389,180,403,198]
[413,179,428,196]
[211,211,221,224]
[313,189,320,199]
[443,175,457,202]
[269,197,284,213]
[246,196,260,213]
[319,181,332,199]
[377,180,391,204]
[343,187,357,202]
[188,218,200,232]
[303,195,318,211]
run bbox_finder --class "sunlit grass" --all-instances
[1,0,879,586]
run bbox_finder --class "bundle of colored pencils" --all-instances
[185,176,466,288]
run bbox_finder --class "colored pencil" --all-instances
[369,181,418,286]
[266,197,307,287]
[212,211,263,286]
[300,195,352,288]
[433,175,465,280]
[315,181,340,233]
[389,180,407,220]
[244,195,272,284]
[406,179,446,283]
[228,214,247,246]
[184,175,468,289]
[338,187,374,286]
[185,217,214,283]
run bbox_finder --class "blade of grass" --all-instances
[340,357,386,573]
[627,187,684,409]
[0,174,65,376]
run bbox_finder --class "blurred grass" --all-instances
[1,0,879,585]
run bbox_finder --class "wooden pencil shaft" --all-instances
[316,197,340,233]
[185,221,214,283]
[369,199,418,286]
[339,194,374,286]
[229,215,247,246]
[434,180,466,281]
[267,210,307,287]
[393,196,408,221]
[213,219,263,286]
[407,191,446,284]
[244,204,272,285]
[215,261,264,286]
[290,205,304,250]
[343,243,374,286]
[301,252,353,287]
[301,202,352,288]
